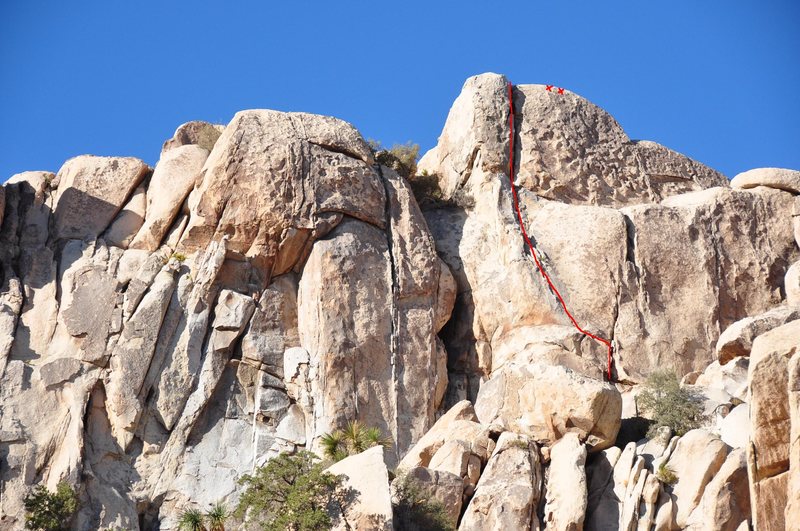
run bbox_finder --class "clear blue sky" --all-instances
[1,1,798,181]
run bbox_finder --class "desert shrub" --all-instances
[235,451,351,531]
[392,473,453,531]
[178,508,206,531]
[206,502,228,531]
[655,462,678,485]
[23,482,78,531]
[636,370,706,438]
[371,141,419,180]
[407,170,445,205]
[319,420,392,463]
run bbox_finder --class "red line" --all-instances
[506,82,614,382]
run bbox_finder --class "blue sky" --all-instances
[1,1,798,181]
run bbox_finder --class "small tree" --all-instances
[319,420,392,463]
[235,451,350,531]
[392,473,453,531]
[23,482,78,531]
[636,370,706,438]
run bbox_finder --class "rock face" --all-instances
[747,320,800,531]
[543,432,588,530]
[460,432,542,531]
[0,113,449,528]
[325,446,393,531]
[422,73,796,395]
[731,167,800,194]
[2,74,799,530]
[475,362,621,450]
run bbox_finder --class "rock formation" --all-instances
[1,72,798,530]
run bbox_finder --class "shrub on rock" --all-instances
[636,370,706,438]
[235,451,349,531]
[23,482,78,531]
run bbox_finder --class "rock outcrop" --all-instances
[2,72,799,530]
[422,74,796,396]
[0,111,450,528]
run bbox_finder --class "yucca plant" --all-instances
[320,420,392,462]
[177,508,206,531]
[319,431,348,462]
[205,502,228,531]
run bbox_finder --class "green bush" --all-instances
[177,508,206,531]
[23,482,78,531]
[371,141,419,180]
[655,462,678,485]
[371,141,438,202]
[206,502,228,531]
[636,370,706,438]
[319,420,392,463]
[235,451,351,531]
[392,473,453,531]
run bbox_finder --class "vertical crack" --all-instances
[374,163,401,462]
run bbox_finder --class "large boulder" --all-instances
[615,186,797,379]
[177,110,382,283]
[715,306,800,365]
[130,144,209,251]
[543,432,587,531]
[731,167,800,194]
[748,320,800,480]
[664,429,729,528]
[53,155,150,240]
[423,74,796,394]
[325,446,393,531]
[397,400,480,470]
[460,432,543,531]
[161,120,224,154]
[475,362,621,450]
[419,73,726,208]
[397,466,464,529]
[685,448,750,531]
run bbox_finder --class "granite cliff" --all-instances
[1,73,799,530]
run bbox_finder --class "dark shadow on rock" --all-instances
[615,416,652,450]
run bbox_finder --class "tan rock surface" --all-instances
[475,362,621,450]
[104,183,146,248]
[325,446,393,531]
[788,351,800,530]
[665,429,729,527]
[460,432,543,531]
[685,448,750,531]
[715,305,800,364]
[748,319,800,480]
[53,155,150,240]
[731,167,800,194]
[130,144,209,251]
[544,432,588,531]
[786,261,800,307]
[178,110,383,282]
[397,400,480,470]
[161,120,224,153]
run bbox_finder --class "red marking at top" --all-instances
[545,85,554,91]
[506,81,615,382]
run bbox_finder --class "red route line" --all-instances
[506,81,615,382]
